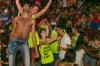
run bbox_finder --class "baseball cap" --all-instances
[4,9,8,13]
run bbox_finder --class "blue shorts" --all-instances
[83,54,97,66]
[53,53,59,60]
[41,62,54,66]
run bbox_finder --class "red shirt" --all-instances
[91,18,100,23]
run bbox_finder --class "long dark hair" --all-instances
[75,32,87,50]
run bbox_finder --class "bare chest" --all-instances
[16,18,32,27]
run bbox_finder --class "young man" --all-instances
[8,0,38,66]
[1,9,10,26]
[56,28,71,60]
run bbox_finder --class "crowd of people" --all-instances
[0,0,100,66]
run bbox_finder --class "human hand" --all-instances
[35,53,39,58]
[53,36,57,40]
[49,0,52,2]
[57,36,61,40]
[0,29,4,33]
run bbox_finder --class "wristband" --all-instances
[32,14,35,19]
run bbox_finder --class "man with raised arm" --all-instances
[9,0,37,66]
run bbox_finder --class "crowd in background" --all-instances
[0,0,100,66]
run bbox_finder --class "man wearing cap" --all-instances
[1,9,10,26]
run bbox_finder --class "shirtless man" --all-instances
[8,0,38,66]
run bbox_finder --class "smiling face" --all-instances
[84,36,89,43]
[31,6,39,14]
[56,28,64,36]
[40,30,46,38]
[94,35,100,45]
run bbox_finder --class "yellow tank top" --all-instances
[39,39,54,64]
[72,35,79,48]
[32,14,35,19]
[9,24,12,30]
[50,30,59,53]
[28,31,40,48]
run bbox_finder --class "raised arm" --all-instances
[40,36,57,45]
[15,0,23,14]
[40,36,61,45]
[34,0,52,18]
[32,20,39,58]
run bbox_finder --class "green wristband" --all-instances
[32,15,35,19]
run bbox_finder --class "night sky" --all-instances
[85,0,100,3]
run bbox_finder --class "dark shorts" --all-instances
[2,64,8,66]
[83,54,97,66]
[53,53,59,60]
[41,62,54,66]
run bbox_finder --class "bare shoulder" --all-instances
[14,16,19,20]
[14,16,22,21]
[13,16,20,23]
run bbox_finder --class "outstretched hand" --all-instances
[57,36,61,40]
[49,0,52,2]
[35,53,39,58]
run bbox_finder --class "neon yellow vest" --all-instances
[50,30,59,53]
[72,35,79,48]
[39,44,54,64]
[28,31,40,48]
[9,24,12,30]
[40,26,45,29]
[32,14,35,19]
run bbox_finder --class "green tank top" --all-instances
[28,31,40,48]
[9,24,12,30]
[39,43,54,64]
[71,34,80,49]
[32,14,35,19]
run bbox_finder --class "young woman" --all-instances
[75,33,100,66]
[83,35,100,66]
[38,29,60,66]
